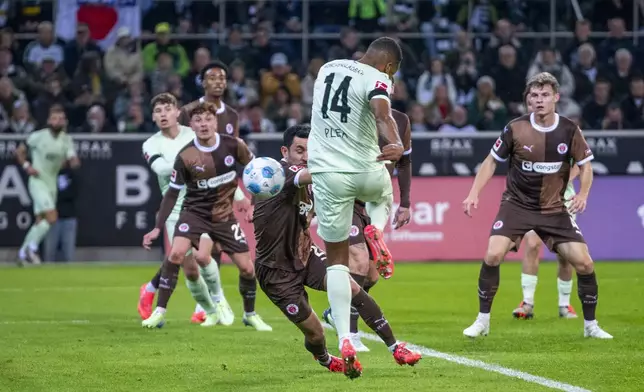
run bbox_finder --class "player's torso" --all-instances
[150,126,194,210]
[179,135,240,222]
[505,115,576,213]
[31,130,69,180]
[254,162,314,271]
[308,60,383,173]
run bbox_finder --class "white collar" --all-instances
[193,133,220,152]
[530,112,559,133]
[199,97,225,114]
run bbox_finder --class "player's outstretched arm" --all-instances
[294,168,311,187]
[14,143,28,166]
[370,99,402,146]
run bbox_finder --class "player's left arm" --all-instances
[65,134,80,168]
[569,126,594,213]
[142,139,173,177]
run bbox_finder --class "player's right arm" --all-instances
[15,133,38,176]
[154,156,187,230]
[142,138,173,177]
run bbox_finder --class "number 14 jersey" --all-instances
[308,59,394,174]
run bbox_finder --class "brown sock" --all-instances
[304,339,330,364]
[150,266,162,289]
[239,276,256,313]
[478,262,500,313]
[363,280,377,294]
[213,252,222,268]
[352,289,396,347]
[156,259,180,309]
[577,272,598,321]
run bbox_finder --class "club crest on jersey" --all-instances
[170,170,177,182]
[349,225,359,237]
[178,223,190,232]
[144,152,150,161]
[493,220,503,230]
[557,143,568,154]
[289,165,303,172]
[374,81,388,91]
[286,304,299,315]
[226,123,234,134]
[493,137,502,151]
[224,155,235,166]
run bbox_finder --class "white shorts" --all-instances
[312,167,393,243]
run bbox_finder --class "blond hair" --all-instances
[524,72,560,97]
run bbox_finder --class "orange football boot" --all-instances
[364,225,394,279]
[191,311,207,324]
[340,338,362,379]
[393,343,422,366]
[138,283,154,320]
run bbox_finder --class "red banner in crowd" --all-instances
[226,178,531,262]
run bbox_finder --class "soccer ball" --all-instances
[242,157,286,200]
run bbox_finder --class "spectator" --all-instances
[582,78,612,129]
[0,47,29,95]
[328,27,363,61]
[426,84,454,128]
[62,22,102,78]
[557,97,583,120]
[149,51,177,96]
[0,29,21,60]
[416,58,456,107]
[444,31,473,71]
[598,18,633,66]
[438,105,477,133]
[300,57,324,112]
[215,25,253,71]
[457,0,499,36]
[611,48,635,99]
[104,27,143,86]
[227,60,259,109]
[408,102,430,132]
[183,47,210,100]
[33,77,71,127]
[527,48,575,98]
[43,165,79,263]
[113,81,149,124]
[467,76,507,130]
[70,51,106,124]
[391,78,410,113]
[489,45,526,116]
[29,56,69,97]
[620,75,644,128]
[240,104,276,133]
[572,44,609,103]
[286,102,305,128]
[23,22,64,72]
[452,50,478,106]
[76,104,115,133]
[0,76,25,116]
[483,19,524,71]
[602,102,630,130]
[118,103,153,133]
[564,19,595,68]
[260,52,300,107]
[8,99,36,133]
[265,86,291,130]
[249,27,283,75]
[348,0,386,33]
[0,99,8,132]
[167,74,188,106]
[142,22,190,77]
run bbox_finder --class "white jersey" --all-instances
[142,125,194,215]
[308,59,394,173]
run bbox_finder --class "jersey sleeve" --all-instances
[364,71,393,103]
[169,156,189,190]
[64,134,76,159]
[284,164,307,190]
[236,137,255,166]
[26,131,39,149]
[490,124,514,162]
[570,126,594,165]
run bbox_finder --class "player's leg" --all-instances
[513,230,542,319]
[364,260,380,293]
[18,181,57,265]
[185,234,222,327]
[311,171,358,374]
[361,167,395,279]
[192,245,233,326]
[557,254,578,318]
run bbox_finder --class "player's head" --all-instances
[281,124,309,166]
[363,37,403,80]
[47,104,67,133]
[151,93,180,131]
[200,60,228,98]
[524,72,559,116]
[189,103,218,140]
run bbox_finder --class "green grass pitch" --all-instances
[1,262,643,392]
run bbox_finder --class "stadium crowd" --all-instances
[0,0,643,135]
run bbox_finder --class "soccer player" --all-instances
[15,105,79,265]
[253,124,421,378]
[513,96,578,320]
[462,72,612,339]
[308,37,405,375]
[138,93,235,326]
[323,108,413,351]
[142,103,271,331]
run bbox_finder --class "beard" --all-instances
[49,124,64,132]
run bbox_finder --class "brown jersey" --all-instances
[491,113,593,213]
[180,98,240,137]
[254,160,314,272]
[170,134,254,222]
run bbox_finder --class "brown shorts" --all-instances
[255,244,327,324]
[349,208,370,246]
[174,211,250,254]
[491,202,585,252]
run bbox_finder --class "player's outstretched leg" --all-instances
[299,313,345,373]
[556,255,578,319]
[191,254,234,325]
[138,266,161,319]
[464,235,514,338]
[230,252,272,331]
[556,242,612,339]
[364,194,395,279]
[187,239,225,327]
[513,231,540,320]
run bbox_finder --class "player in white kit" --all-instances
[137,93,235,326]
[308,37,404,378]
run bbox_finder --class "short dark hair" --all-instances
[368,37,403,64]
[150,93,178,109]
[189,102,218,119]
[629,73,644,84]
[49,104,65,116]
[200,60,229,81]
[283,124,310,147]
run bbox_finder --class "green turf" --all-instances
[0,262,642,392]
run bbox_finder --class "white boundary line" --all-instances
[321,323,592,392]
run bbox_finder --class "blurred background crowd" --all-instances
[0,0,643,136]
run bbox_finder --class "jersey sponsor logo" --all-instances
[349,225,359,237]
[193,164,205,172]
[493,137,502,151]
[285,303,299,315]
[493,220,503,230]
[521,161,563,173]
[196,171,237,189]
[522,145,534,152]
[299,201,313,216]
[226,123,234,134]
[374,81,388,91]
[170,170,177,182]
[224,155,235,167]
[557,143,568,154]
[178,223,190,232]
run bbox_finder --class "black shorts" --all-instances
[491,202,585,252]
[255,245,327,324]
[174,211,250,254]
[349,208,370,246]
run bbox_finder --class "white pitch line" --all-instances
[321,323,591,392]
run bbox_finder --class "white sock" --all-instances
[387,342,398,353]
[185,276,216,314]
[18,247,26,259]
[200,260,224,299]
[584,319,597,328]
[211,293,223,303]
[365,194,393,231]
[557,278,573,307]
[155,307,166,314]
[145,282,156,293]
[477,312,490,323]
[521,273,538,306]
[326,264,352,344]
[244,311,256,317]
[28,242,39,251]
[195,303,204,313]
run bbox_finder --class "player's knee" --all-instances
[574,257,594,275]
[193,250,210,266]
[484,250,504,266]
[183,264,199,281]
[237,261,254,278]
[525,234,542,255]
[168,250,185,264]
